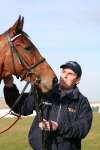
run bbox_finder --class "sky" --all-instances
[0,0,100,101]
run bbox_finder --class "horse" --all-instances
[0,16,58,93]
[0,16,58,135]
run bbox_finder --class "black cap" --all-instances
[60,61,82,77]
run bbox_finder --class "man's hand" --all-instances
[39,119,59,131]
[3,76,14,87]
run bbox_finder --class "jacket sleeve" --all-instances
[58,98,93,139]
[3,84,35,116]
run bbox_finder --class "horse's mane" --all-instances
[22,31,29,38]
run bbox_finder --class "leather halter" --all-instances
[0,33,46,134]
[7,33,45,80]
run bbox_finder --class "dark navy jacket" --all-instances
[4,84,93,150]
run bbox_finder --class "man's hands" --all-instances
[39,119,59,131]
[3,76,14,87]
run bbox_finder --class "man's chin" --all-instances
[60,81,71,90]
[60,83,67,90]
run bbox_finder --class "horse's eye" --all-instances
[24,46,32,51]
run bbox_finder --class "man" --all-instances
[3,61,93,150]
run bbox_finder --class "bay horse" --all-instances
[0,16,58,135]
[0,16,57,93]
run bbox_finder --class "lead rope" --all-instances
[0,81,30,134]
[0,117,21,134]
[32,85,47,150]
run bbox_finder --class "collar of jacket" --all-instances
[51,84,80,100]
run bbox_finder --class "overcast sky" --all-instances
[0,0,100,101]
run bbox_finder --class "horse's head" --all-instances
[0,16,58,93]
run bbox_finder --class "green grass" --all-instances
[0,113,100,150]
[0,117,33,150]
[82,113,100,150]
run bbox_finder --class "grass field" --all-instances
[0,113,100,150]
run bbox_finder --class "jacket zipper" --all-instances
[57,104,62,122]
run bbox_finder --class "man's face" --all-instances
[60,68,80,90]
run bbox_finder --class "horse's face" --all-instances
[0,16,57,93]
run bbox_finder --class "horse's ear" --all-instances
[9,15,24,35]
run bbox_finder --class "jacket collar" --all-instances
[51,84,80,100]
[62,86,80,100]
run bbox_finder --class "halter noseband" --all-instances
[7,33,45,80]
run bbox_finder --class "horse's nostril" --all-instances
[53,77,58,85]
